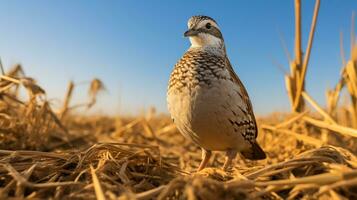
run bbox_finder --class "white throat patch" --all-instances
[189,33,223,48]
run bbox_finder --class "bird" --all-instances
[167,15,266,171]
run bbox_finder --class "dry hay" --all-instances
[0,108,356,199]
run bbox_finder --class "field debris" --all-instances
[0,110,356,199]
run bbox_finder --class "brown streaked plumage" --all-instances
[167,15,266,171]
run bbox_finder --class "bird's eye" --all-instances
[205,23,212,29]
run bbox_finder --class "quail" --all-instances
[167,15,266,171]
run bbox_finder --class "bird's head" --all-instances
[184,15,224,49]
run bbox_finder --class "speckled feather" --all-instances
[168,50,228,92]
[168,48,257,144]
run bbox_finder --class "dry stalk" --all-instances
[303,116,357,138]
[302,91,337,124]
[59,81,74,119]
[275,111,309,129]
[90,165,106,200]
[0,57,4,75]
[136,185,167,200]
[286,0,321,112]
[262,124,323,147]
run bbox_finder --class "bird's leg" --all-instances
[197,148,212,171]
[223,149,237,171]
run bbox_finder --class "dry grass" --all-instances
[0,103,356,199]
[0,0,357,199]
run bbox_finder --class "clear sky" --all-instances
[0,1,356,115]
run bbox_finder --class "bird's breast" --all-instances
[167,50,231,126]
[167,77,249,150]
[166,50,251,150]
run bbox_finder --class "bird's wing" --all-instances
[225,57,258,140]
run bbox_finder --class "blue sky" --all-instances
[0,1,356,115]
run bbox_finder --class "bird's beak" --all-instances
[184,29,199,37]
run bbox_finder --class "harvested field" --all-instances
[0,100,356,199]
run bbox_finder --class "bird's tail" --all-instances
[241,141,266,160]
